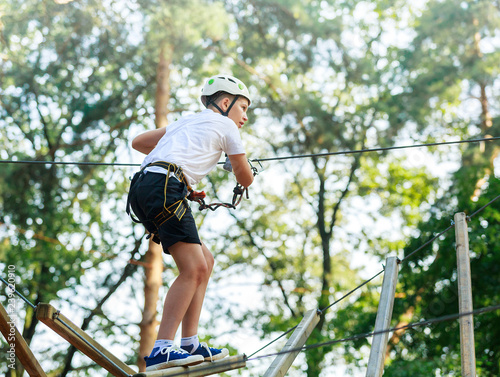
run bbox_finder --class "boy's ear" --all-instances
[219,97,230,111]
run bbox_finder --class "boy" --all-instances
[128,74,254,371]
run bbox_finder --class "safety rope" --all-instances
[1,136,498,167]
[186,160,261,211]
[246,303,500,363]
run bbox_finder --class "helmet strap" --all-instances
[209,95,239,117]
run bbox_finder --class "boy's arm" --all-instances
[228,153,254,188]
[131,128,167,154]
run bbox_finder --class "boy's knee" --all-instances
[189,263,210,285]
[201,243,215,273]
[205,253,214,274]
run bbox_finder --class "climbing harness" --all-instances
[126,161,191,244]
[126,159,261,243]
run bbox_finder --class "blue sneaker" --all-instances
[145,345,204,371]
[181,342,229,362]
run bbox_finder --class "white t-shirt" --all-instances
[141,109,245,186]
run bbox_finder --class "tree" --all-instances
[0,0,149,374]
[212,0,439,375]
[336,0,500,375]
[385,1,500,375]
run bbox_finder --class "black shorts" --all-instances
[128,171,201,254]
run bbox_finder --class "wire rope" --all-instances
[0,275,36,310]
[319,269,385,314]
[467,193,500,220]
[0,136,498,167]
[247,325,298,359]
[251,136,500,163]
[400,224,455,263]
[247,303,500,363]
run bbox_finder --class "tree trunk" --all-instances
[469,17,496,199]
[472,19,492,133]
[154,43,172,129]
[137,41,173,372]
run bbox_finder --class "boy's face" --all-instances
[225,97,249,129]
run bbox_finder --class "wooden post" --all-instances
[133,354,246,377]
[36,303,136,377]
[0,302,47,377]
[263,309,320,377]
[454,212,476,377]
[366,256,399,377]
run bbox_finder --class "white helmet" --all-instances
[201,74,251,108]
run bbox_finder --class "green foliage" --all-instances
[0,0,148,374]
[1,0,499,376]
[218,0,444,375]
[341,0,500,375]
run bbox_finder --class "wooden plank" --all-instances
[263,309,320,377]
[454,212,476,377]
[36,303,136,377]
[0,302,47,377]
[366,256,399,377]
[133,354,246,377]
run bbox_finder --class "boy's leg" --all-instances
[178,242,229,362]
[181,242,214,337]
[157,242,210,341]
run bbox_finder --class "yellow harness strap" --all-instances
[142,161,191,224]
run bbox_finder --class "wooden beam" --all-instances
[454,212,476,376]
[133,354,246,377]
[366,256,399,377]
[0,302,47,377]
[263,309,320,377]
[36,303,136,377]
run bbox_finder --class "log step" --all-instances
[133,354,246,377]
[36,303,135,377]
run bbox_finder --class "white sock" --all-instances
[181,334,200,353]
[150,339,174,357]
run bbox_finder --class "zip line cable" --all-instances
[247,303,500,363]
[0,275,36,310]
[248,268,386,359]
[318,269,385,315]
[400,224,455,263]
[247,325,298,359]
[401,193,500,263]
[467,193,500,220]
[251,136,500,163]
[1,136,499,167]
